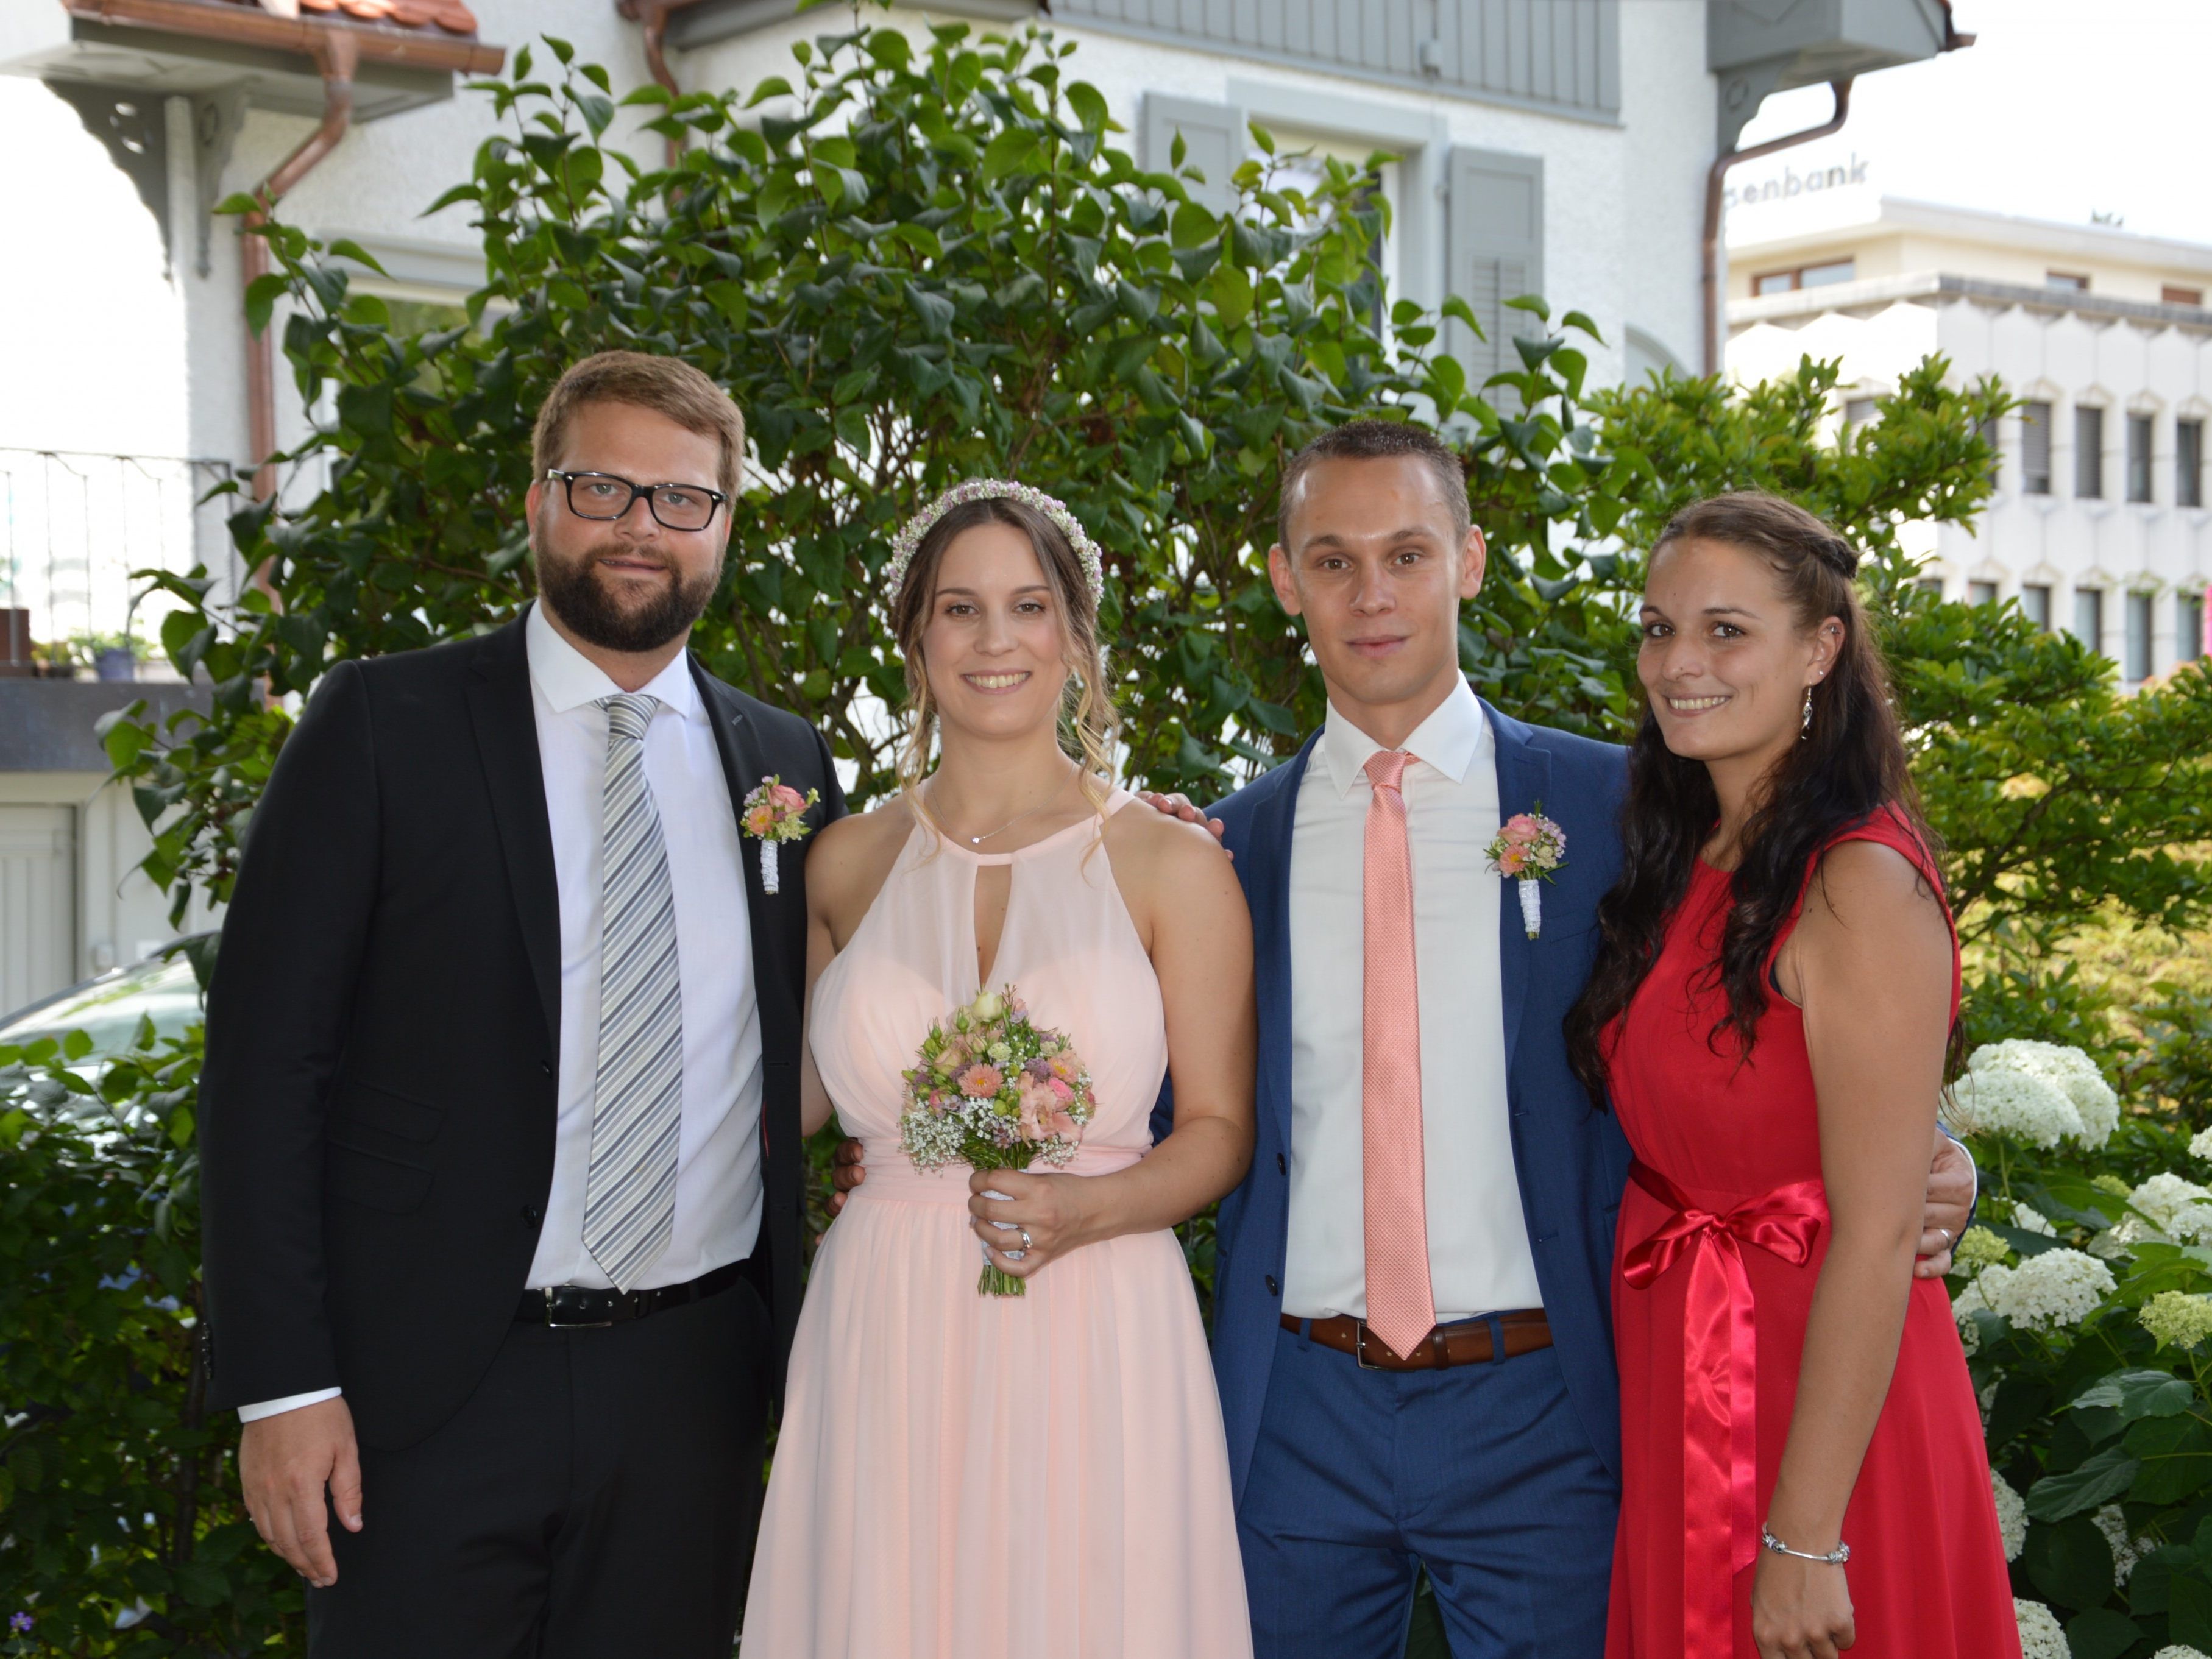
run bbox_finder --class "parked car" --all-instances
[0,939,210,1063]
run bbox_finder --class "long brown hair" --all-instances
[1563,492,1943,1103]
[890,495,1119,827]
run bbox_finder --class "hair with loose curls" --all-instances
[1563,491,1948,1105]
[890,495,1119,830]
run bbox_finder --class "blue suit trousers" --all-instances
[1238,1322,1618,1659]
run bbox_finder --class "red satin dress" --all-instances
[1602,813,2019,1658]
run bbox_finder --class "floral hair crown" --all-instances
[884,479,1106,604]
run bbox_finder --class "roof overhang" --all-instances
[1709,0,1963,152]
[2,1,504,122]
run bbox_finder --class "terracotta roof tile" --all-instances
[208,0,481,37]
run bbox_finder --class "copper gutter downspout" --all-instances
[619,0,692,169]
[1701,77,1852,377]
[241,29,358,503]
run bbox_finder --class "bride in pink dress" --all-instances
[739,483,1257,1658]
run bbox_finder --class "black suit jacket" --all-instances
[199,612,844,1449]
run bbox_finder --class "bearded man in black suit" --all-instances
[199,350,842,1657]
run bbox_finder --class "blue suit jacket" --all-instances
[1155,702,1635,1506]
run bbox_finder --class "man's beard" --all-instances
[533,537,721,654]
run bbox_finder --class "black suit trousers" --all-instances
[306,1280,771,1658]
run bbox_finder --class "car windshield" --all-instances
[0,955,204,1060]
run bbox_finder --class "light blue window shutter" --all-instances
[1446,147,1545,410]
[1143,94,1245,216]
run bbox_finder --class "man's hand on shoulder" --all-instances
[239,1395,362,1588]
[828,1136,866,1217]
[1135,791,1227,854]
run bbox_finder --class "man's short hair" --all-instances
[531,350,746,499]
[1277,418,1471,548]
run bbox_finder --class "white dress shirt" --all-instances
[1280,678,1544,1324]
[239,605,763,1423]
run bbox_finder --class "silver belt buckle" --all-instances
[542,1286,614,1329]
[1354,1318,1381,1370]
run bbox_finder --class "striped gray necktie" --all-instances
[583,692,684,1290]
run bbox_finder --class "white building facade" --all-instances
[0,0,1960,1010]
[1728,191,2212,687]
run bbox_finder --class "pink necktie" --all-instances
[1361,749,1436,1360]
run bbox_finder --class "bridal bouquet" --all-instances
[898,986,1097,1296]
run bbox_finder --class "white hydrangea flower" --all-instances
[2133,1172,2212,1232]
[1991,1469,2027,1561]
[2171,1205,2212,1246]
[2093,1504,2146,1584]
[1969,1039,2121,1148]
[1947,1067,2082,1148]
[1978,1250,2115,1332]
[2090,1216,2149,1259]
[1952,1274,1997,1354]
[2014,1598,2068,1659]
[1954,1225,2013,1272]
[2190,1124,2212,1162]
[2008,1201,2058,1237]
[2140,1291,2212,1351]
[2152,1646,2212,1659]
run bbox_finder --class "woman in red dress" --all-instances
[1564,493,2018,1659]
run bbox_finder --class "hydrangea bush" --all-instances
[1953,1040,2212,1658]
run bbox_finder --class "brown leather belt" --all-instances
[1281,1309,1551,1371]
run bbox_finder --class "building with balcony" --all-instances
[1728,189,2212,687]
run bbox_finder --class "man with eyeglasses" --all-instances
[199,350,843,1656]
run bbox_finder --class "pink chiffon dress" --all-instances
[740,791,1252,1658]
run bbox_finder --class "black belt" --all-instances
[517,1261,746,1328]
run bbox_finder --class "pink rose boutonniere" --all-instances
[740,775,820,894]
[1485,806,1567,940]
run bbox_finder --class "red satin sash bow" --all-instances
[1620,1162,1827,1656]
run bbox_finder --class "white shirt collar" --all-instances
[525,601,704,723]
[1316,676,1491,799]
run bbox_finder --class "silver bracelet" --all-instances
[1760,1525,1850,1565]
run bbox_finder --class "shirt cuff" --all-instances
[238,1387,343,1424]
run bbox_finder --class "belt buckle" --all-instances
[541,1286,614,1329]
[1353,1319,1380,1370]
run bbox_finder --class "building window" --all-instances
[1916,576,1944,598]
[1969,580,1999,607]
[2182,419,2205,508]
[2076,406,2105,499]
[2128,414,2155,503]
[2021,584,2052,628]
[1978,416,2001,489]
[2126,590,2154,681]
[1843,397,1877,430]
[2164,285,2205,307]
[2022,402,2053,494]
[1752,258,1855,296]
[2047,271,2091,292]
[2074,586,2105,651]
[2182,590,2206,661]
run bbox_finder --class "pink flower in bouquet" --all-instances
[1500,813,1545,846]
[1047,1054,1081,1085]
[1494,844,1531,876]
[767,782,807,813]
[1048,1076,1075,1103]
[741,802,779,837]
[957,1063,1004,1099]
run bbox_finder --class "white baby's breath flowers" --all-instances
[1968,1039,2121,1148]
[1990,1469,2027,1561]
[2007,1201,2058,1237]
[2140,1290,2212,1352]
[1946,1067,2082,1148]
[1958,1250,2115,1334]
[2014,1597,2068,1659]
[2132,1172,2212,1232]
[2093,1504,2147,1584]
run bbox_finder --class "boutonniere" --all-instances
[1486,806,1567,940]
[740,775,819,894]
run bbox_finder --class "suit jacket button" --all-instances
[539,1061,553,1077]
[1264,1274,1279,1295]
[1276,1152,1287,1175]
[522,1204,544,1225]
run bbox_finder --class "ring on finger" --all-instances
[1019,1228,1034,1251]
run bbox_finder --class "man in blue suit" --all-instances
[830,418,1973,1655]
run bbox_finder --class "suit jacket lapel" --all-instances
[1248,732,1319,1148]
[689,659,785,999]
[1486,702,1551,1081]
[466,617,562,1053]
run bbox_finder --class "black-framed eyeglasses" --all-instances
[545,469,728,532]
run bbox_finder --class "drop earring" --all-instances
[1799,683,1814,738]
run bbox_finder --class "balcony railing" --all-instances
[0,448,238,680]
